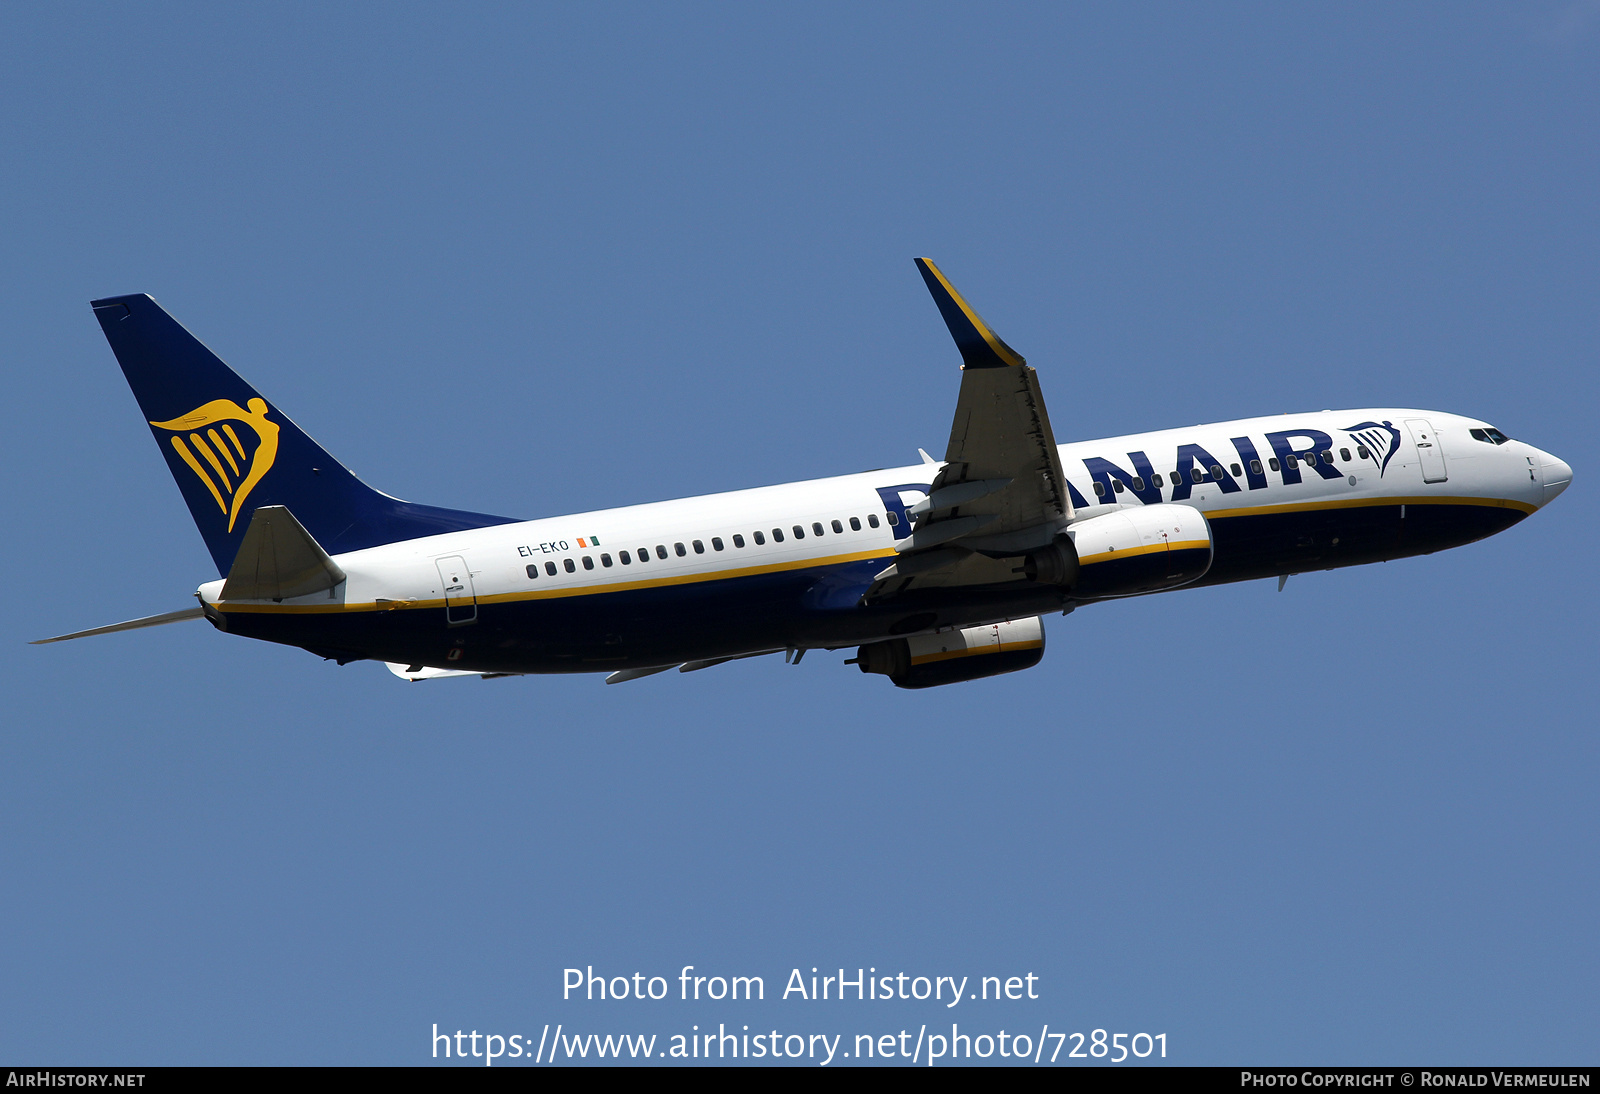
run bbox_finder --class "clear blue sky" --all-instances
[2,3,1595,1066]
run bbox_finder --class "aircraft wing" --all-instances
[867,260,1072,599]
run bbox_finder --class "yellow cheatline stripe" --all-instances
[1078,538,1210,566]
[911,639,1044,666]
[1206,495,1536,520]
[170,436,227,514]
[189,432,232,492]
[215,495,1537,616]
[217,547,901,614]
[209,428,241,477]
[221,423,247,459]
[917,258,1025,368]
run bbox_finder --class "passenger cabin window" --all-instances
[1269,457,1281,471]
[1190,468,1203,483]
[833,519,844,533]
[1210,464,1223,479]
[1285,455,1298,469]
[1112,479,1124,493]
[526,564,539,579]
[732,534,745,548]
[1230,463,1242,476]
[1340,448,1351,461]
[753,531,765,545]
[1094,482,1106,497]
[814,522,825,536]
[1250,460,1262,475]
[1152,473,1164,487]
[601,553,612,567]
[1320,450,1333,463]
[656,545,668,560]
[849,517,861,531]
[564,558,576,573]
[772,528,784,542]
[886,512,898,526]
[637,547,650,562]
[675,542,687,557]
[712,537,724,551]
[793,525,805,539]
[1355,447,1369,460]
[1131,477,1144,491]
[868,514,880,528]
[582,556,594,570]
[620,550,632,564]
[692,540,704,554]
[545,561,557,576]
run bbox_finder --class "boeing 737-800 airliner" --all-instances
[36,260,1572,688]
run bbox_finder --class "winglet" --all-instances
[914,259,1026,369]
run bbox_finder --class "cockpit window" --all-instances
[1470,427,1511,445]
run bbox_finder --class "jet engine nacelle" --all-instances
[1025,502,1212,599]
[853,616,1045,689]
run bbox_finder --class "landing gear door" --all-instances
[1405,419,1448,484]
[435,555,478,626]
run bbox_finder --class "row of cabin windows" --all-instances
[1089,447,1372,496]
[523,511,890,580]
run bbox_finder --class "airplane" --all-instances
[35,260,1572,688]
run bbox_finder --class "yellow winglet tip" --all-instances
[913,258,1025,370]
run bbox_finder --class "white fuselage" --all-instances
[198,408,1568,676]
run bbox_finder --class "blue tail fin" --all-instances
[92,294,518,574]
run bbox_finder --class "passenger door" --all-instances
[435,555,478,626]
[1405,419,1448,484]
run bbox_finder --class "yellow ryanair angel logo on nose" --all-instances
[149,397,280,531]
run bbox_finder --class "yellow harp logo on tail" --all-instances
[148,398,280,531]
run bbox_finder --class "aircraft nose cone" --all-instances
[1541,452,1572,505]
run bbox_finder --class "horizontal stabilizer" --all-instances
[31,606,206,645]
[222,505,347,601]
